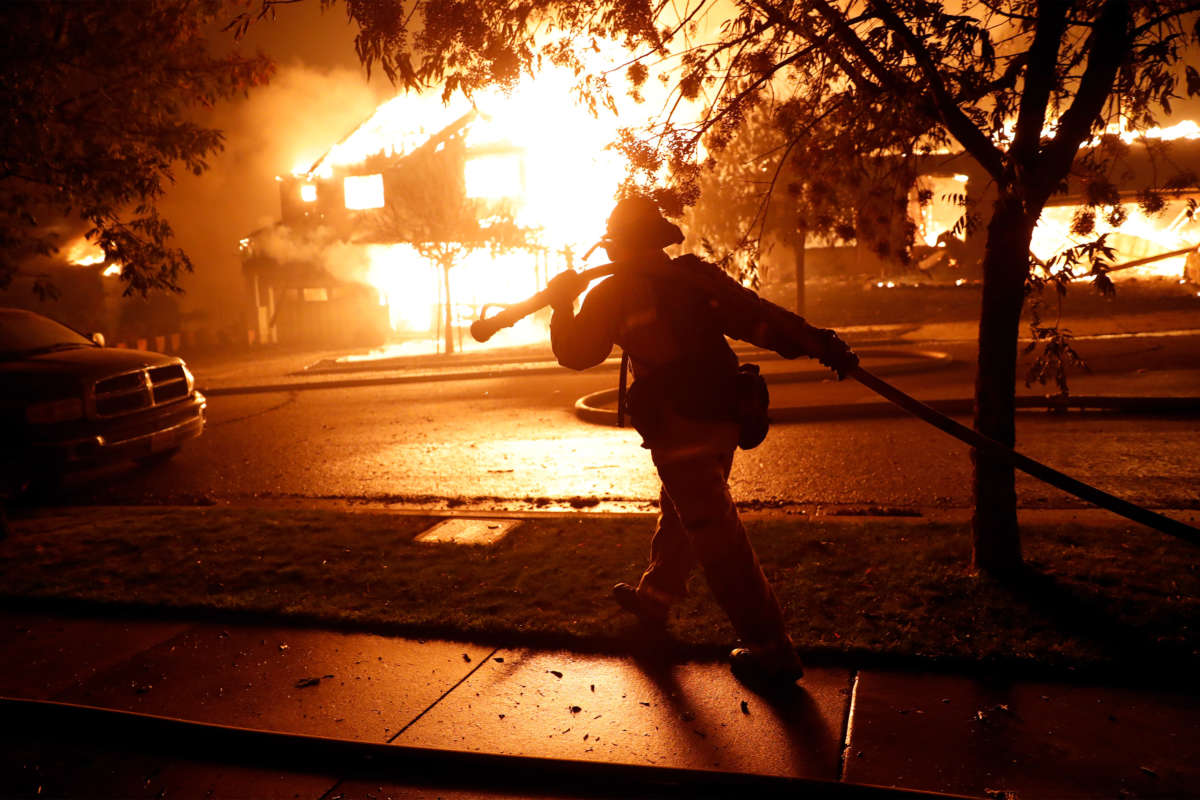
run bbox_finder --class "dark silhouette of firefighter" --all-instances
[545,196,858,686]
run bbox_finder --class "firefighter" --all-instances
[545,196,858,686]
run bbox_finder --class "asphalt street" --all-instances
[43,330,1200,515]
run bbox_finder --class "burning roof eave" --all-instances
[303,109,482,180]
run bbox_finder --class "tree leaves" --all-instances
[0,0,272,297]
[1188,65,1200,97]
[1022,321,1090,398]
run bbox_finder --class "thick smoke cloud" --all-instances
[158,61,389,331]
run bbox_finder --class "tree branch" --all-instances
[866,0,1007,181]
[658,0,716,46]
[745,0,884,97]
[1009,0,1069,168]
[974,50,1028,100]
[1131,1,1200,37]
[1035,0,1133,203]
[693,45,810,142]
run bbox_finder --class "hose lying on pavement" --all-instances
[0,695,974,800]
[850,366,1200,546]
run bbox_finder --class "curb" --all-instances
[1,696,966,800]
[197,345,943,397]
[199,361,574,397]
[573,348,1200,426]
[577,393,1200,427]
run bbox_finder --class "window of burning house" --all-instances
[300,183,318,203]
[343,173,385,210]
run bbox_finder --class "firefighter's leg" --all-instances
[653,444,798,671]
[636,483,696,601]
[612,483,692,627]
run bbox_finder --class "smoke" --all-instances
[249,223,374,288]
[159,61,391,328]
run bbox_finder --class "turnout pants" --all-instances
[635,419,792,652]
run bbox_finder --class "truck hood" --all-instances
[0,347,182,406]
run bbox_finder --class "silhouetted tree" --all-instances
[684,104,923,314]
[0,0,272,299]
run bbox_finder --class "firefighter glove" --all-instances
[545,269,587,311]
[817,329,859,380]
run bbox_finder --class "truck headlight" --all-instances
[26,396,84,424]
[182,364,195,394]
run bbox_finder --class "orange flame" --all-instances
[298,57,663,349]
[64,238,105,266]
[64,237,124,276]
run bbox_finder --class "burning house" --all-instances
[240,80,631,354]
[240,109,532,351]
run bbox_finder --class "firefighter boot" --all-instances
[611,582,669,630]
[729,643,805,688]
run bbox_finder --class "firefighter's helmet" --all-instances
[599,197,684,252]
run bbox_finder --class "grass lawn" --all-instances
[2,506,1196,678]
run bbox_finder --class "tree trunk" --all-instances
[971,194,1035,575]
[442,262,455,355]
[793,223,807,316]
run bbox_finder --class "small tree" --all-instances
[367,134,528,354]
[0,0,272,299]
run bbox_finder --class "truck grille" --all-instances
[94,364,189,417]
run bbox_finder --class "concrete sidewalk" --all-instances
[2,590,1198,798]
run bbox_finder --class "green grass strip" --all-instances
[2,507,1196,676]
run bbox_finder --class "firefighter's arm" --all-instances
[549,272,616,370]
[750,302,859,379]
[692,261,858,378]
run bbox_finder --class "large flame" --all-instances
[302,60,653,352]
[1031,200,1199,280]
[917,123,1200,283]
[64,237,123,276]
[1101,119,1200,145]
[1031,119,1200,279]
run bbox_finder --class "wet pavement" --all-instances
[2,604,1197,798]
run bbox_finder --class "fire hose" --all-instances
[472,268,1200,547]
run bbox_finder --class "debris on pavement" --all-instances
[294,674,334,689]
